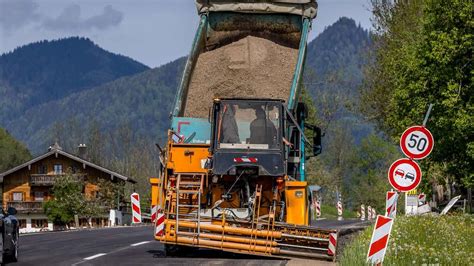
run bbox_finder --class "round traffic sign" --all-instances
[388,158,422,192]
[400,126,434,160]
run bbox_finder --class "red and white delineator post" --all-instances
[337,200,343,221]
[361,204,366,221]
[316,200,321,218]
[367,215,394,265]
[155,206,165,237]
[151,204,158,223]
[385,191,399,218]
[311,194,321,219]
[131,192,142,224]
[372,208,377,220]
[367,206,372,220]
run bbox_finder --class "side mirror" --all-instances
[312,127,322,156]
[7,207,17,216]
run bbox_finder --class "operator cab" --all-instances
[210,98,285,176]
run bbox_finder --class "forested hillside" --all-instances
[306,17,370,85]
[302,18,382,208]
[0,128,31,173]
[305,17,371,137]
[0,37,149,122]
[7,58,185,153]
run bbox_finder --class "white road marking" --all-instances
[131,241,150,246]
[83,253,107,260]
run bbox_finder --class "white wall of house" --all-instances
[108,209,123,226]
[17,213,53,234]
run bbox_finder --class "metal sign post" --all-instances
[422,103,433,127]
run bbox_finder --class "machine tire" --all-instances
[164,244,180,256]
[164,244,196,257]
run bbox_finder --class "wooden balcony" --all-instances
[30,174,55,186]
[7,201,44,213]
[30,174,85,186]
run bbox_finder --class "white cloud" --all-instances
[0,0,123,33]
[42,4,123,31]
[0,0,41,32]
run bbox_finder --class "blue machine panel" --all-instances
[171,117,211,144]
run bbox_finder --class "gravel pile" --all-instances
[184,36,298,118]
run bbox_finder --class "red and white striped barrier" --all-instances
[327,232,337,256]
[155,206,165,237]
[367,215,394,264]
[418,193,426,203]
[386,191,398,218]
[131,192,142,224]
[361,204,365,221]
[151,204,158,223]
[367,206,372,220]
[372,208,377,220]
[316,200,321,217]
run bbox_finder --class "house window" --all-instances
[12,192,23,201]
[71,165,79,174]
[38,164,47,174]
[54,164,62,174]
[34,191,45,201]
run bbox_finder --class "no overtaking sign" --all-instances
[388,158,422,192]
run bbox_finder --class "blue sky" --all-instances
[0,0,372,67]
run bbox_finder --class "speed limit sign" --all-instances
[400,126,434,160]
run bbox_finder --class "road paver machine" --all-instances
[150,0,338,260]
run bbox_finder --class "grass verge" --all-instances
[339,214,474,265]
[316,204,358,219]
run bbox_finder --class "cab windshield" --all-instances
[217,101,281,150]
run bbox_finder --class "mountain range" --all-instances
[0,17,370,154]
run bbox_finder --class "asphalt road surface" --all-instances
[11,219,369,266]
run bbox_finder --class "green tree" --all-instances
[346,134,400,211]
[0,128,31,172]
[44,171,105,227]
[362,0,473,197]
[97,178,124,209]
[43,172,84,226]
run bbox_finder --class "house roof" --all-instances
[0,146,136,183]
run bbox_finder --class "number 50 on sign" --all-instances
[400,126,434,160]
